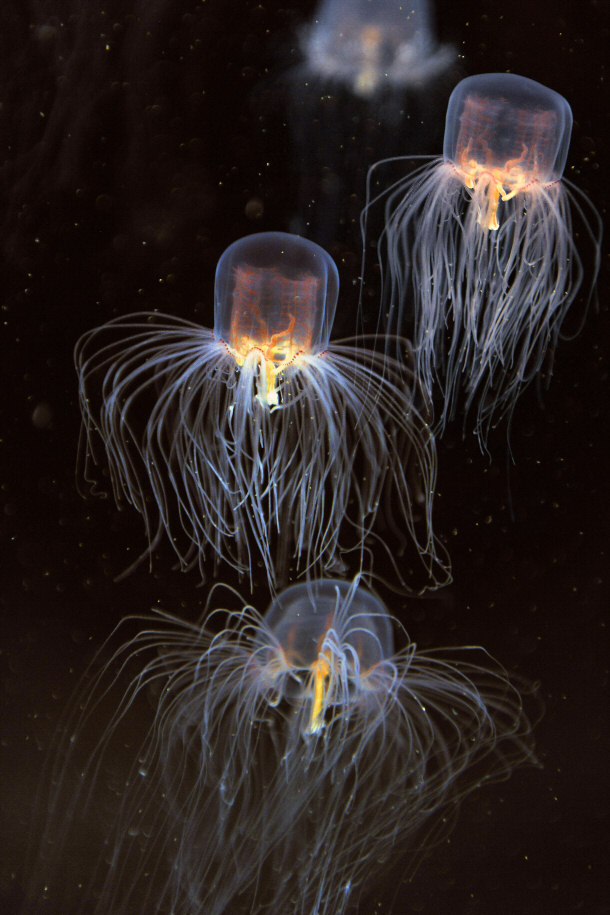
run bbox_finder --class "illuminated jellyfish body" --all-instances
[31,579,536,914]
[301,0,453,98]
[76,231,448,591]
[366,73,602,442]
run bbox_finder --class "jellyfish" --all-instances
[282,0,455,246]
[301,0,453,99]
[364,72,602,443]
[28,578,537,914]
[76,231,448,591]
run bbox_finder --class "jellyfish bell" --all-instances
[26,578,538,914]
[76,231,448,591]
[302,0,454,99]
[255,578,395,735]
[214,230,337,406]
[364,72,602,444]
[445,73,573,231]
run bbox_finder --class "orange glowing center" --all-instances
[452,95,558,231]
[226,265,318,405]
[355,25,383,96]
[307,651,334,735]
[268,613,341,735]
[229,313,302,404]
[263,643,335,735]
[456,141,532,231]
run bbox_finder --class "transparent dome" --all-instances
[444,73,573,185]
[214,231,339,361]
[263,579,394,673]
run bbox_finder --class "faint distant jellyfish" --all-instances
[285,0,454,246]
[302,0,453,98]
[77,231,448,590]
[365,72,602,442]
[30,578,537,913]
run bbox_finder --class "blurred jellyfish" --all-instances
[77,231,448,591]
[282,0,455,246]
[364,72,602,443]
[302,0,453,99]
[28,578,537,914]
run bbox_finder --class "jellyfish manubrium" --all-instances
[364,72,602,442]
[301,0,453,98]
[76,231,447,590]
[30,578,536,914]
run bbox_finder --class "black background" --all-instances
[1,0,608,912]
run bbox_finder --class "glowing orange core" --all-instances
[355,25,383,97]
[453,95,557,230]
[226,265,318,405]
[455,141,532,230]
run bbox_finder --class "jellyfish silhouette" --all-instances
[27,578,537,914]
[301,0,453,98]
[76,231,448,590]
[363,72,602,443]
[283,0,455,246]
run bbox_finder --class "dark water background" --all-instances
[1,0,608,912]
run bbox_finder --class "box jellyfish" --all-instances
[365,73,602,442]
[302,0,453,98]
[28,579,537,913]
[76,231,448,591]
